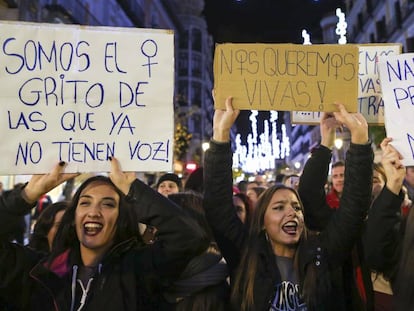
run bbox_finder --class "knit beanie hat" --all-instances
[156,173,182,189]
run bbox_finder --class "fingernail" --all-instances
[59,161,65,167]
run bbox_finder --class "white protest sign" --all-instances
[0,21,175,174]
[292,44,401,125]
[379,53,414,166]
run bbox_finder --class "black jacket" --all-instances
[0,179,209,311]
[203,140,373,311]
[364,185,404,280]
[298,144,374,311]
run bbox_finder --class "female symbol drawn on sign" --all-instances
[141,39,158,78]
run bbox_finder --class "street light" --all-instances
[334,138,343,150]
[202,142,210,152]
[334,138,344,160]
[201,142,210,165]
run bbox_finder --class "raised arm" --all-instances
[108,157,209,277]
[298,112,342,230]
[0,162,77,238]
[202,96,246,272]
[318,104,373,264]
[365,138,406,272]
[0,162,78,301]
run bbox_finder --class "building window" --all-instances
[191,28,202,51]
[394,1,402,27]
[192,114,201,134]
[357,12,364,31]
[178,81,188,107]
[406,37,414,52]
[180,30,189,49]
[191,81,202,109]
[179,52,188,76]
[191,54,202,78]
[376,18,386,41]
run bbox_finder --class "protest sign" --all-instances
[378,52,414,166]
[292,43,402,125]
[0,21,174,174]
[213,43,359,112]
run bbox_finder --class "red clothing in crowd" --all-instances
[326,189,340,209]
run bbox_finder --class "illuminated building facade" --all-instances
[345,0,414,50]
[289,0,414,169]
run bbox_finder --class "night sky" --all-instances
[203,0,345,44]
[202,0,345,142]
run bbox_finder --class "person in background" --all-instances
[362,160,411,311]
[237,180,248,194]
[32,193,53,221]
[0,159,208,310]
[156,173,182,197]
[364,138,413,311]
[368,161,396,310]
[184,167,204,194]
[28,201,68,253]
[403,165,414,202]
[203,96,373,310]
[283,174,300,191]
[252,175,266,187]
[233,192,252,226]
[275,173,286,184]
[372,162,386,200]
[163,191,230,311]
[246,181,259,192]
[141,172,182,244]
[2,183,28,245]
[400,185,412,217]
[245,186,266,211]
[298,111,374,311]
[326,160,345,209]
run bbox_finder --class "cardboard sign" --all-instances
[292,43,402,125]
[378,52,414,166]
[0,21,175,174]
[213,43,359,112]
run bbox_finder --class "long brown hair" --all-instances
[230,185,307,310]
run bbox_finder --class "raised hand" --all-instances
[212,96,240,143]
[380,138,405,195]
[108,156,137,195]
[23,162,79,204]
[320,112,342,149]
[332,103,368,145]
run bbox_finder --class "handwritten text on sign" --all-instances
[378,52,414,166]
[292,44,402,125]
[0,21,174,174]
[213,43,359,112]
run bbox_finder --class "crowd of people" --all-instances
[0,94,413,311]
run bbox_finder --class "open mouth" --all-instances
[282,221,298,235]
[84,222,103,236]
